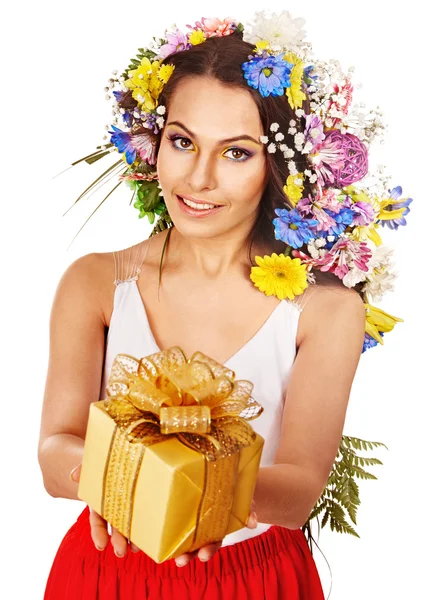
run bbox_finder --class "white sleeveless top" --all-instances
[98,244,315,547]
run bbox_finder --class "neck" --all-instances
[163,225,264,279]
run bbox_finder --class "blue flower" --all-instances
[325,208,355,236]
[112,90,125,103]
[303,64,318,86]
[242,54,293,98]
[108,125,137,164]
[378,186,413,230]
[273,208,319,248]
[122,111,134,128]
[362,331,384,353]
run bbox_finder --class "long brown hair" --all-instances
[151,32,363,297]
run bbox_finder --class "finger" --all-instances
[197,541,223,562]
[69,463,82,483]
[245,510,258,529]
[175,550,199,567]
[111,526,129,558]
[89,508,109,550]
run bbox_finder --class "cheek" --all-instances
[156,144,173,186]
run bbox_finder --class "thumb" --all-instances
[69,463,82,483]
[246,510,258,529]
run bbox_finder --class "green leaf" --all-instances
[138,181,162,212]
[63,159,124,216]
[66,181,123,248]
[304,433,387,538]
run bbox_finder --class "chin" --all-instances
[169,218,224,240]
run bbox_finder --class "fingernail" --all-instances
[69,466,79,482]
[248,512,258,528]
[114,549,125,558]
[198,554,209,562]
[94,543,105,551]
[175,558,188,567]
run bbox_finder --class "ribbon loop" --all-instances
[103,347,264,459]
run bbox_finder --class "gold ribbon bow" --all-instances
[99,346,264,553]
[103,346,263,460]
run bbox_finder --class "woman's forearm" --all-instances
[253,463,319,530]
[38,435,319,529]
[38,433,85,500]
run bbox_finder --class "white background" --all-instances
[2,1,421,598]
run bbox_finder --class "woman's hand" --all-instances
[69,463,141,557]
[173,499,258,567]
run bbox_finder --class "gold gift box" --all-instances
[77,347,264,563]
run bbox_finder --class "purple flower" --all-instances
[273,208,319,248]
[304,114,325,150]
[378,186,413,230]
[242,53,293,98]
[157,29,191,59]
[350,200,376,227]
[112,90,125,103]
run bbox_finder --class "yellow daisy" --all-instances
[158,63,175,83]
[250,253,309,300]
[256,40,272,52]
[188,30,206,45]
[284,51,306,110]
[283,173,304,205]
[364,303,404,344]
[124,58,165,111]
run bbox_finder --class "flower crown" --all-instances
[68,10,413,355]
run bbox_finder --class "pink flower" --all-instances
[157,29,190,59]
[328,80,354,124]
[318,238,372,279]
[296,189,345,233]
[118,172,158,182]
[186,16,237,38]
[292,237,372,281]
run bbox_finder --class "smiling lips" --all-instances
[177,195,224,217]
[178,195,220,209]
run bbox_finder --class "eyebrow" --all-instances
[166,120,262,146]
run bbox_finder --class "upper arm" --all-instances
[275,287,366,514]
[38,253,108,453]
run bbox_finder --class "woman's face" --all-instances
[156,77,268,242]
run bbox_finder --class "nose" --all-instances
[185,152,218,193]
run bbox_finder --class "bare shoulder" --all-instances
[53,251,116,327]
[296,282,365,347]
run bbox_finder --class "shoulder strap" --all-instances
[112,242,147,286]
[291,284,319,313]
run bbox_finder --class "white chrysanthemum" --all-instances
[361,245,398,302]
[366,244,395,271]
[243,9,306,52]
[343,267,368,288]
[362,269,398,302]
[342,244,397,300]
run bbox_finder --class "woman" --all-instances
[39,16,368,599]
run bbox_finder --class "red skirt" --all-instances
[44,505,325,599]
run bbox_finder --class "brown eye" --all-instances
[230,149,243,160]
[225,147,251,162]
[180,138,191,148]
